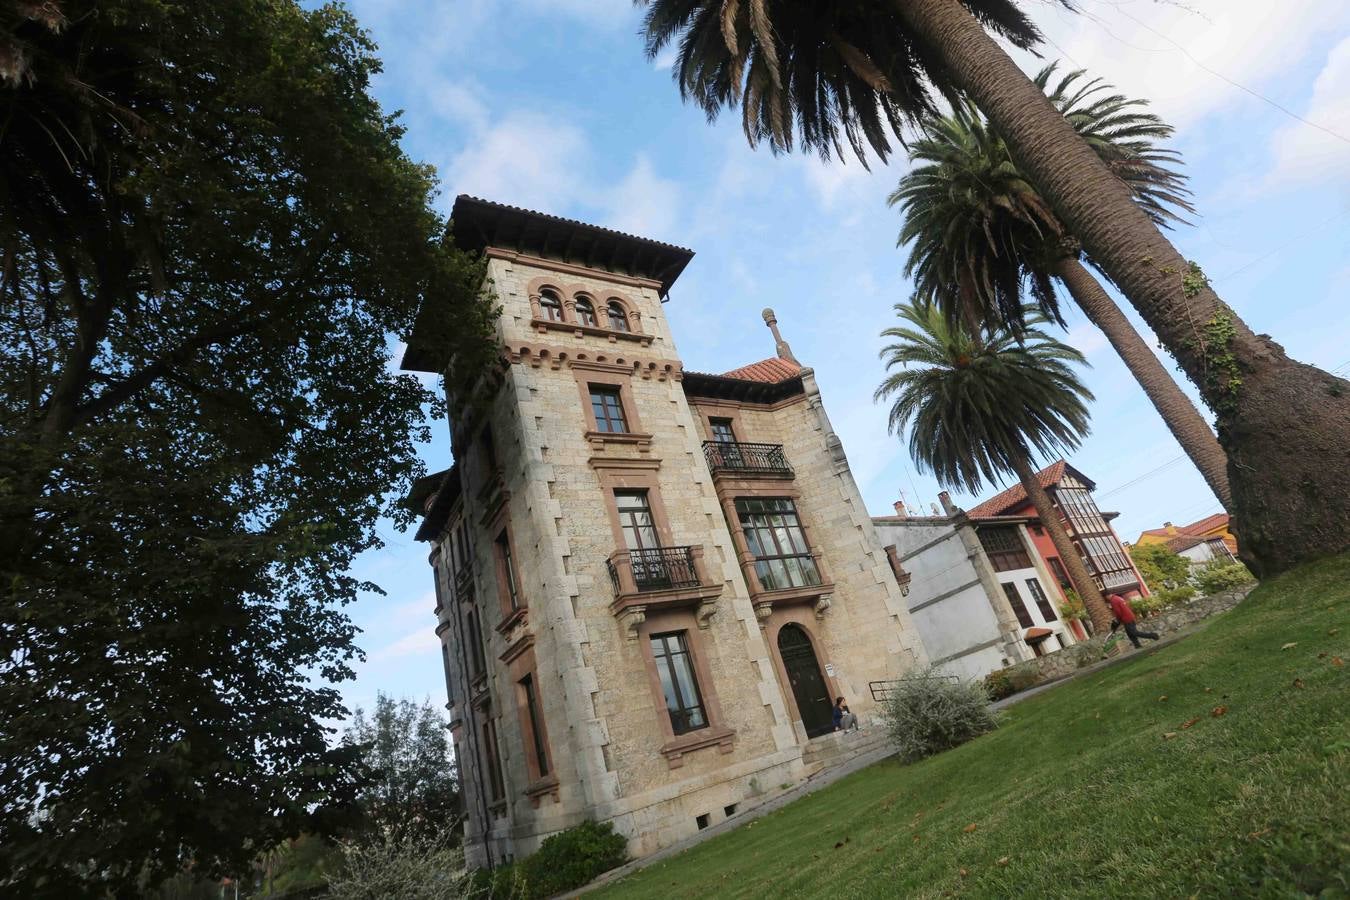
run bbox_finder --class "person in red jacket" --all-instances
[1108,593,1160,649]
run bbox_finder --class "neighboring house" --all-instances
[1137,513,1238,557]
[966,461,1150,600]
[874,494,1077,683]
[403,197,926,867]
[1159,533,1237,568]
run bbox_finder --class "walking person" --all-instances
[832,697,858,733]
[1107,592,1160,649]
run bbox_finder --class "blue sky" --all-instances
[333,0,1350,718]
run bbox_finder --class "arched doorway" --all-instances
[777,624,834,738]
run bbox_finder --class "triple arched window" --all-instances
[532,285,640,336]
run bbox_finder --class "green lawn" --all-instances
[596,555,1350,899]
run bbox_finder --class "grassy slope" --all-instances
[597,555,1350,899]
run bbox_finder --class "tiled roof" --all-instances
[1165,534,1209,553]
[720,357,802,383]
[966,460,1067,519]
[1140,513,1232,542]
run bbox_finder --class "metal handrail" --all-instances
[702,440,793,476]
[868,674,960,702]
[607,545,701,594]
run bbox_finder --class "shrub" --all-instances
[983,668,1015,701]
[1194,560,1256,596]
[1152,585,1197,608]
[519,820,628,898]
[1129,594,1164,619]
[468,821,628,899]
[1057,589,1087,623]
[884,667,1000,763]
[326,824,469,900]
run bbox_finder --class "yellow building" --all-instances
[1136,513,1237,556]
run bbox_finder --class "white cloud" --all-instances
[1265,37,1350,186]
[1065,322,1109,357]
[652,44,679,71]
[601,155,681,239]
[1020,0,1350,131]
[367,627,440,665]
[447,112,592,211]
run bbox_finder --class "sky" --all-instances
[331,0,1350,719]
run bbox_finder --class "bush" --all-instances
[1194,560,1256,596]
[983,668,1015,701]
[1129,594,1164,619]
[468,820,628,899]
[1151,585,1197,608]
[326,824,468,900]
[1057,589,1087,623]
[883,667,1000,763]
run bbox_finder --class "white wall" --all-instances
[874,518,1014,682]
[992,567,1074,652]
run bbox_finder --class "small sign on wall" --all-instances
[824,664,836,677]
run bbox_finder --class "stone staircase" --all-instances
[800,725,890,777]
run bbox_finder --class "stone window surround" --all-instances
[571,361,654,453]
[715,484,835,619]
[486,502,528,636]
[688,395,808,444]
[634,606,736,768]
[525,275,648,345]
[499,634,559,806]
[758,607,842,741]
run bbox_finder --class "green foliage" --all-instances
[1182,261,1210,298]
[638,0,1047,165]
[1152,585,1198,608]
[889,63,1193,335]
[1194,561,1256,596]
[470,821,629,899]
[983,668,1016,701]
[342,694,458,843]
[1057,589,1088,622]
[1130,542,1192,591]
[1129,594,1164,619]
[874,301,1092,495]
[257,833,343,897]
[883,668,1000,763]
[0,2,494,894]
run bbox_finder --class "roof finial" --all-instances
[762,308,799,364]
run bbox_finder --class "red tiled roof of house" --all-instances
[1165,534,1209,553]
[965,460,1067,519]
[720,357,802,384]
[1139,513,1232,542]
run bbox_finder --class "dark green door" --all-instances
[778,624,834,738]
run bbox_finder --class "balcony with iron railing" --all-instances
[606,544,723,640]
[702,441,794,479]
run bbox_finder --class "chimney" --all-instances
[938,491,959,516]
[892,500,908,518]
[762,308,800,364]
[1165,521,1177,535]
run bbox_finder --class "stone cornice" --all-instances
[486,248,665,291]
[504,341,683,382]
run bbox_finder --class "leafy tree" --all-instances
[342,694,459,842]
[0,1,494,894]
[875,301,1112,631]
[1129,542,1192,592]
[638,0,1350,577]
[889,64,1231,511]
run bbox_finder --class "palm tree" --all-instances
[875,301,1114,632]
[639,0,1350,577]
[890,64,1233,513]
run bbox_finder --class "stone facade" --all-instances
[405,198,925,868]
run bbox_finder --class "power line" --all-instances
[1098,455,1186,499]
[1216,208,1350,282]
[1089,0,1350,148]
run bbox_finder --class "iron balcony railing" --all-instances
[868,674,960,702]
[702,441,793,477]
[607,545,702,594]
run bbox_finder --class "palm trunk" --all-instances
[894,0,1350,578]
[1056,257,1233,512]
[1008,452,1113,634]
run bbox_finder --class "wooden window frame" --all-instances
[588,384,630,434]
[572,362,652,451]
[491,524,527,632]
[635,607,734,767]
[1024,578,1058,621]
[573,295,598,328]
[538,288,564,322]
[480,714,506,804]
[1002,581,1035,628]
[649,630,709,735]
[499,636,558,804]
[735,497,822,592]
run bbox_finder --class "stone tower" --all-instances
[403,196,925,866]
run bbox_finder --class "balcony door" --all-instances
[708,418,742,469]
[616,490,666,589]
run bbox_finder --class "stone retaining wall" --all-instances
[992,584,1256,694]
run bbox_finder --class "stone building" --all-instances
[403,197,926,867]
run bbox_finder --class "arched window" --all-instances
[538,290,563,322]
[606,300,630,332]
[575,296,597,327]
